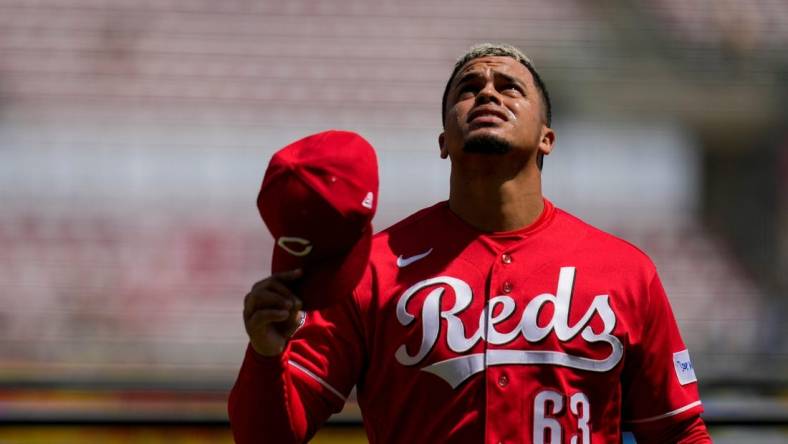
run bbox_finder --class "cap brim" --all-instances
[272,225,372,311]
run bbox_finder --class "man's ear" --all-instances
[438,132,449,159]
[538,126,555,156]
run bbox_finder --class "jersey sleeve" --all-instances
[228,290,366,444]
[621,272,709,439]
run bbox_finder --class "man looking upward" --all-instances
[230,43,712,443]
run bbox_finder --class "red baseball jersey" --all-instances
[229,199,710,443]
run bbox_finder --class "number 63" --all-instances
[533,390,591,444]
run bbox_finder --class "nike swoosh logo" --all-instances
[396,248,433,268]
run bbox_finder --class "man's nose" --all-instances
[475,81,500,105]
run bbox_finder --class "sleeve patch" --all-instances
[673,349,697,385]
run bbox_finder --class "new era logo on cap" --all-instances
[257,130,379,310]
[362,191,374,209]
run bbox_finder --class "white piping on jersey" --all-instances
[287,360,346,402]
[625,400,703,424]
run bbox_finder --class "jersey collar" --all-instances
[442,197,556,242]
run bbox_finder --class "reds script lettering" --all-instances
[395,266,624,388]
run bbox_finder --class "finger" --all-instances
[251,269,303,291]
[246,283,298,313]
[247,308,290,326]
[292,296,303,312]
[264,278,300,301]
[244,290,293,318]
[246,279,301,314]
[272,268,303,282]
[250,277,269,292]
[246,275,300,304]
[280,310,305,338]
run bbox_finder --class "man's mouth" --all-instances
[467,107,509,125]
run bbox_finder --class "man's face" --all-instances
[440,56,553,162]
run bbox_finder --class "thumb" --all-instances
[277,298,304,338]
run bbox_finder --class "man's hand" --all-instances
[243,269,304,357]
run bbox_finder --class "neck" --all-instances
[448,160,544,232]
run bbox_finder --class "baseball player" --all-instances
[229,43,712,443]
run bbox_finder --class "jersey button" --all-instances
[501,253,512,264]
[497,374,509,387]
[502,281,513,294]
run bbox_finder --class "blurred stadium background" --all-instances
[0,0,786,442]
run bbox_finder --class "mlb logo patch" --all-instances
[673,349,697,385]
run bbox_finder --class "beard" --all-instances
[462,134,513,155]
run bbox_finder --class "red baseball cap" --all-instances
[257,130,379,310]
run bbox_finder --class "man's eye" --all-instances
[458,85,477,95]
[503,85,523,96]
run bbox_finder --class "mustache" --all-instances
[463,134,513,155]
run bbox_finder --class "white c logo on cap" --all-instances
[277,236,313,257]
